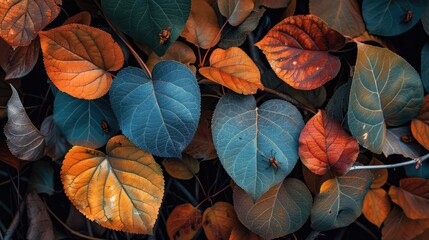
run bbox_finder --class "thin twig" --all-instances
[195,183,230,209]
[263,87,317,114]
[348,153,429,171]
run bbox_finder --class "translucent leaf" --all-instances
[4,84,45,161]
[184,111,217,161]
[61,135,165,234]
[233,178,312,239]
[109,62,200,158]
[39,24,124,100]
[389,178,429,220]
[0,0,62,47]
[382,126,421,159]
[202,202,239,240]
[348,43,423,154]
[362,188,391,228]
[218,0,254,26]
[199,47,263,95]
[412,95,429,151]
[26,193,55,240]
[162,154,200,180]
[28,161,54,195]
[102,0,191,56]
[53,92,119,149]
[40,115,71,161]
[382,206,429,240]
[166,203,202,240]
[255,14,345,90]
[311,165,373,231]
[212,93,304,200]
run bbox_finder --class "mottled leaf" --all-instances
[26,193,55,240]
[40,115,71,161]
[362,188,391,228]
[382,126,421,159]
[61,135,165,234]
[382,206,429,240]
[184,111,217,161]
[166,203,202,240]
[412,95,429,151]
[218,0,254,26]
[202,202,239,240]
[389,178,429,220]
[162,154,200,180]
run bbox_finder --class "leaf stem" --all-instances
[348,153,429,171]
[195,183,230,209]
[263,87,317,114]
[199,21,228,67]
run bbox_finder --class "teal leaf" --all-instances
[109,61,200,158]
[405,161,429,179]
[212,93,304,200]
[347,43,423,154]
[382,127,421,159]
[101,0,191,56]
[362,0,426,36]
[311,165,373,231]
[326,80,351,125]
[422,42,429,92]
[28,161,54,195]
[53,92,119,149]
[422,3,429,35]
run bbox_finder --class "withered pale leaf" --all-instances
[26,193,55,240]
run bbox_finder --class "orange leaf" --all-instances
[63,11,92,25]
[166,203,202,240]
[61,135,164,234]
[181,0,220,49]
[362,188,391,228]
[0,0,62,47]
[255,14,345,90]
[389,178,429,220]
[202,202,240,240]
[299,110,359,176]
[412,95,429,151]
[229,224,264,240]
[162,154,200,180]
[39,24,124,100]
[184,111,217,160]
[199,47,263,95]
[382,206,429,240]
[146,41,196,74]
[369,158,388,189]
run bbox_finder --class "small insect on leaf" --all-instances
[159,27,172,45]
[101,120,110,133]
[400,134,414,143]
[267,150,280,174]
[402,10,413,24]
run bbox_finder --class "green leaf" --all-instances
[362,0,427,36]
[101,0,191,56]
[28,161,54,195]
[233,178,312,239]
[347,43,423,154]
[311,165,373,231]
[109,62,200,158]
[422,42,429,92]
[212,93,304,200]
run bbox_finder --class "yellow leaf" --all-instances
[61,135,164,234]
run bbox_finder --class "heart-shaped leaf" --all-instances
[184,111,217,161]
[199,47,263,95]
[362,188,391,228]
[61,135,165,234]
[309,0,365,37]
[26,192,55,240]
[162,154,200,180]
[382,126,421,159]
[202,202,240,240]
[39,24,124,100]
[311,165,373,231]
[348,43,423,154]
[40,115,71,161]
[412,95,429,151]
[421,43,429,92]
[389,178,429,220]
[101,0,191,56]
[4,84,45,161]
[0,0,62,47]
[212,93,304,200]
[166,203,202,240]
[382,206,429,240]
[362,0,427,36]
[109,61,200,158]
[53,91,119,149]
[218,0,254,26]
[255,14,345,90]
[299,110,359,176]
[233,178,312,239]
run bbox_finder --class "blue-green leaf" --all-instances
[212,93,304,200]
[348,43,423,154]
[28,161,54,196]
[405,161,429,179]
[422,42,429,92]
[362,0,426,36]
[109,61,200,158]
[53,92,119,149]
[422,3,429,35]
[101,0,191,56]
[382,127,421,159]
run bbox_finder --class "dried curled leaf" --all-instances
[166,203,202,240]
[39,24,124,100]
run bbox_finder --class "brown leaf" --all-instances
[412,95,429,151]
[218,0,254,26]
[26,193,55,240]
[184,111,217,160]
[146,41,196,74]
[362,188,391,228]
[369,158,388,189]
[0,0,62,47]
[181,0,220,49]
[382,206,429,240]
[199,47,263,94]
[162,154,200,180]
[63,11,92,25]
[166,203,202,240]
[229,224,264,240]
[255,14,345,90]
[0,139,28,170]
[203,202,240,240]
[39,24,124,100]
[302,165,333,195]
[0,37,40,80]
[389,178,429,220]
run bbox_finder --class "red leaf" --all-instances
[299,110,359,176]
[389,178,429,220]
[382,206,429,240]
[255,14,345,90]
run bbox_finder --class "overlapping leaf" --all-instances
[405,161,429,179]
[309,0,365,37]
[199,47,263,95]
[218,0,254,26]
[229,224,264,240]
[28,161,55,195]
[212,93,304,200]
[233,178,312,239]
[382,206,429,240]
[184,111,217,161]
[146,41,196,74]
[412,95,429,151]
[299,110,359,176]
[255,14,345,90]
[369,158,388,189]
[39,24,124,100]
[102,0,191,56]
[166,203,202,240]
[362,188,391,228]
[0,139,28,170]
[0,0,62,47]
[311,165,373,231]
[348,43,423,154]
[4,85,45,161]
[302,165,333,195]
[389,178,429,220]
[26,193,55,240]
[362,0,426,36]
[382,126,421,159]
[53,91,119,149]
[162,154,200,180]
[202,202,239,239]
[109,62,200,158]
[40,115,71,161]
[61,135,165,234]
[325,80,351,124]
